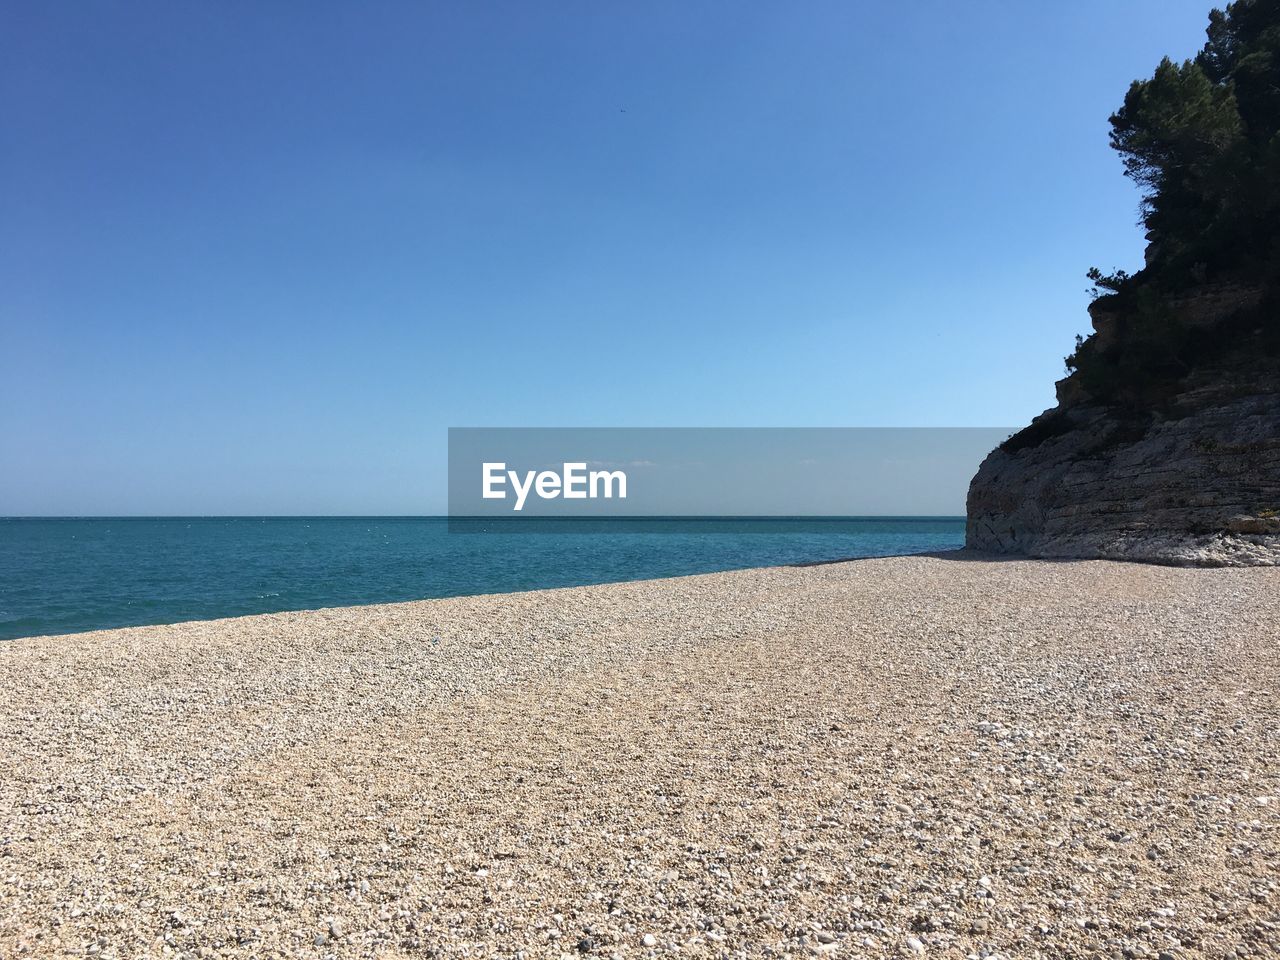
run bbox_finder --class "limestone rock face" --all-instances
[966,286,1280,566]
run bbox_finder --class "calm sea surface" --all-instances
[0,517,965,640]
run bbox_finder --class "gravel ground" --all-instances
[1,554,1278,959]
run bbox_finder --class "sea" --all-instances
[0,516,966,641]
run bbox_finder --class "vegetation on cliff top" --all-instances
[1060,0,1279,407]
[1114,0,1280,283]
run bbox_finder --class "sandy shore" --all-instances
[1,555,1277,959]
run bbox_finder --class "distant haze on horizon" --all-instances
[1,1,1214,515]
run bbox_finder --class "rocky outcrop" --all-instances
[967,285,1280,566]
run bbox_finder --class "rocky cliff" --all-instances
[966,283,1280,566]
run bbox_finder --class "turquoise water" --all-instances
[0,517,964,641]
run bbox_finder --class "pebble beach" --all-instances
[1,554,1277,959]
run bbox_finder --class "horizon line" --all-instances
[2,514,968,521]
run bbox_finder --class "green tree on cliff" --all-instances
[1062,0,1280,403]
[1107,0,1280,285]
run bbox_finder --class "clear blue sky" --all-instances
[1,1,1214,515]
